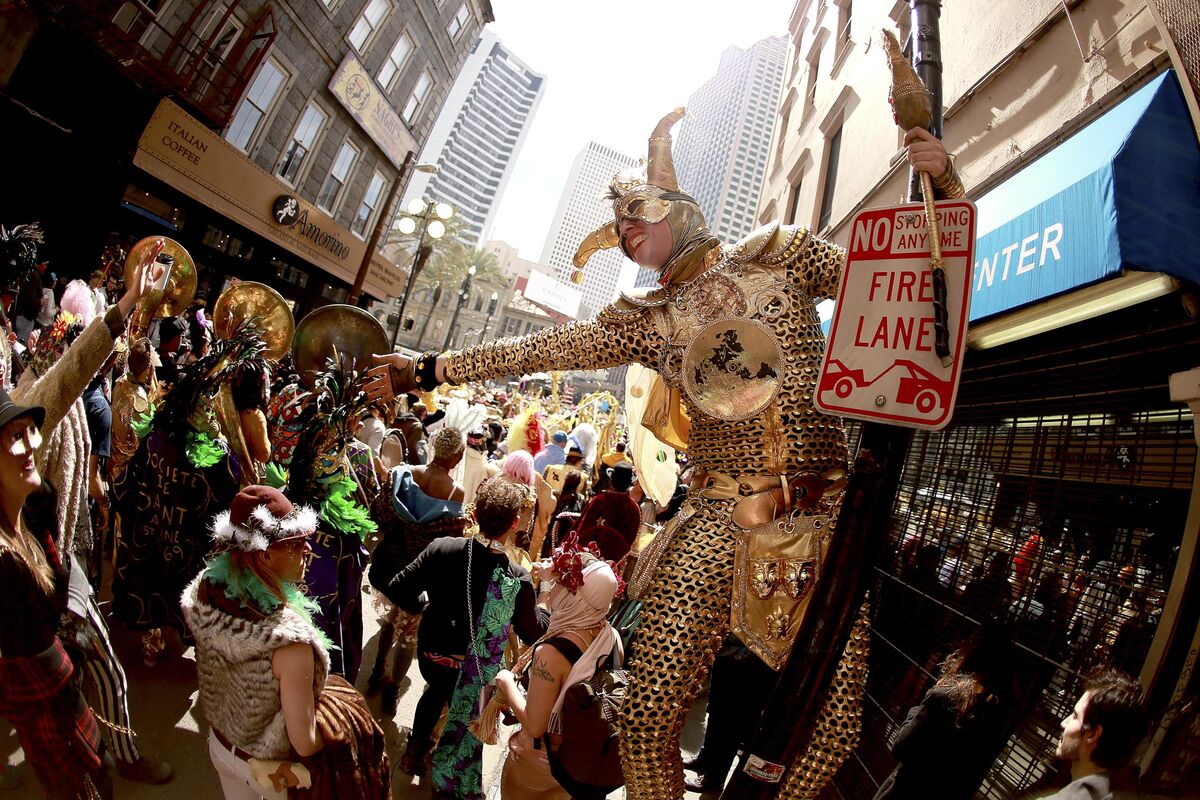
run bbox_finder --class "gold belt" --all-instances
[691,468,847,530]
[692,470,794,530]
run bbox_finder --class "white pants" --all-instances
[207,729,287,800]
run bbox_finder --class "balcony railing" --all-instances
[29,0,276,129]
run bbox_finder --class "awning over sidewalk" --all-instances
[970,70,1200,322]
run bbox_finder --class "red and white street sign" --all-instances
[815,200,975,430]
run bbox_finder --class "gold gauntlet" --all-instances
[931,154,965,199]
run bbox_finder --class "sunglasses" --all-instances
[5,423,42,458]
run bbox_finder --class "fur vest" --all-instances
[181,574,330,759]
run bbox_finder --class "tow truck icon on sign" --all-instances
[818,358,953,418]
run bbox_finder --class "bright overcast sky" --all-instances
[486,0,795,262]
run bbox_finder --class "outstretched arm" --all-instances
[367,303,660,401]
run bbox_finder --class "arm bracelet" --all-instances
[414,351,441,391]
[931,155,965,199]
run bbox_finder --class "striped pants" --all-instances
[80,594,140,764]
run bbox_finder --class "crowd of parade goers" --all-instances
[0,237,654,800]
[0,237,1157,800]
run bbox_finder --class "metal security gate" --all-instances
[826,294,1200,799]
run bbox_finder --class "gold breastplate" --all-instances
[653,259,794,422]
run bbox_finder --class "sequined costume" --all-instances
[417,110,963,800]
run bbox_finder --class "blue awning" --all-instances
[970,70,1200,321]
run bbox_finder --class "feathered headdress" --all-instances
[0,222,44,274]
[282,351,378,540]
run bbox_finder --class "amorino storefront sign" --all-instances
[133,99,402,299]
[328,53,416,170]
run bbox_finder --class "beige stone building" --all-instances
[758,2,1200,797]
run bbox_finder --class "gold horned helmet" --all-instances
[572,109,715,285]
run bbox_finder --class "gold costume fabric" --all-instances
[444,224,866,799]
[110,376,155,475]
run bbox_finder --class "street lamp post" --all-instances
[480,290,499,340]
[442,264,475,351]
[413,282,441,349]
[346,154,438,306]
[390,197,454,351]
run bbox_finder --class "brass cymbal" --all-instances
[212,281,295,362]
[292,304,388,387]
[123,236,197,319]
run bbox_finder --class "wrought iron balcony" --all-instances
[28,0,276,129]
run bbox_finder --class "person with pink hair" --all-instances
[502,450,536,487]
[498,451,537,553]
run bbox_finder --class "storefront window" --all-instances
[319,282,348,303]
[832,299,1199,799]
[271,258,309,289]
[121,184,186,230]
[201,225,253,261]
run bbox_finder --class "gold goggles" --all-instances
[5,423,42,458]
[614,191,672,225]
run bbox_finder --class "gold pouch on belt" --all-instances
[731,512,832,671]
[641,375,690,451]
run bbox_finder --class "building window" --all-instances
[111,0,168,39]
[788,180,803,225]
[226,58,287,152]
[377,31,413,91]
[806,55,820,107]
[348,0,389,53]
[278,102,327,185]
[351,170,387,237]
[200,9,244,82]
[889,0,912,51]
[447,2,469,39]
[317,140,360,212]
[837,1,853,46]
[818,126,842,231]
[403,70,433,123]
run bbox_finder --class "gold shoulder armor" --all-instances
[602,286,668,322]
[727,222,782,265]
[755,224,813,267]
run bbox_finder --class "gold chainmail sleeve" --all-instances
[442,305,662,385]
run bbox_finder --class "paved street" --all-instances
[2,583,709,799]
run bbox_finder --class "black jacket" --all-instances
[384,537,547,656]
[0,482,68,659]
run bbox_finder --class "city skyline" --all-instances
[403,29,545,245]
[540,141,639,318]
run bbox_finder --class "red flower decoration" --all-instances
[550,530,624,598]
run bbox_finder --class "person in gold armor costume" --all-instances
[369,109,962,799]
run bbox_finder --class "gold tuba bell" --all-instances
[211,282,296,486]
[124,236,197,340]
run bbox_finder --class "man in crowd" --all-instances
[533,429,568,476]
[1041,669,1148,799]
